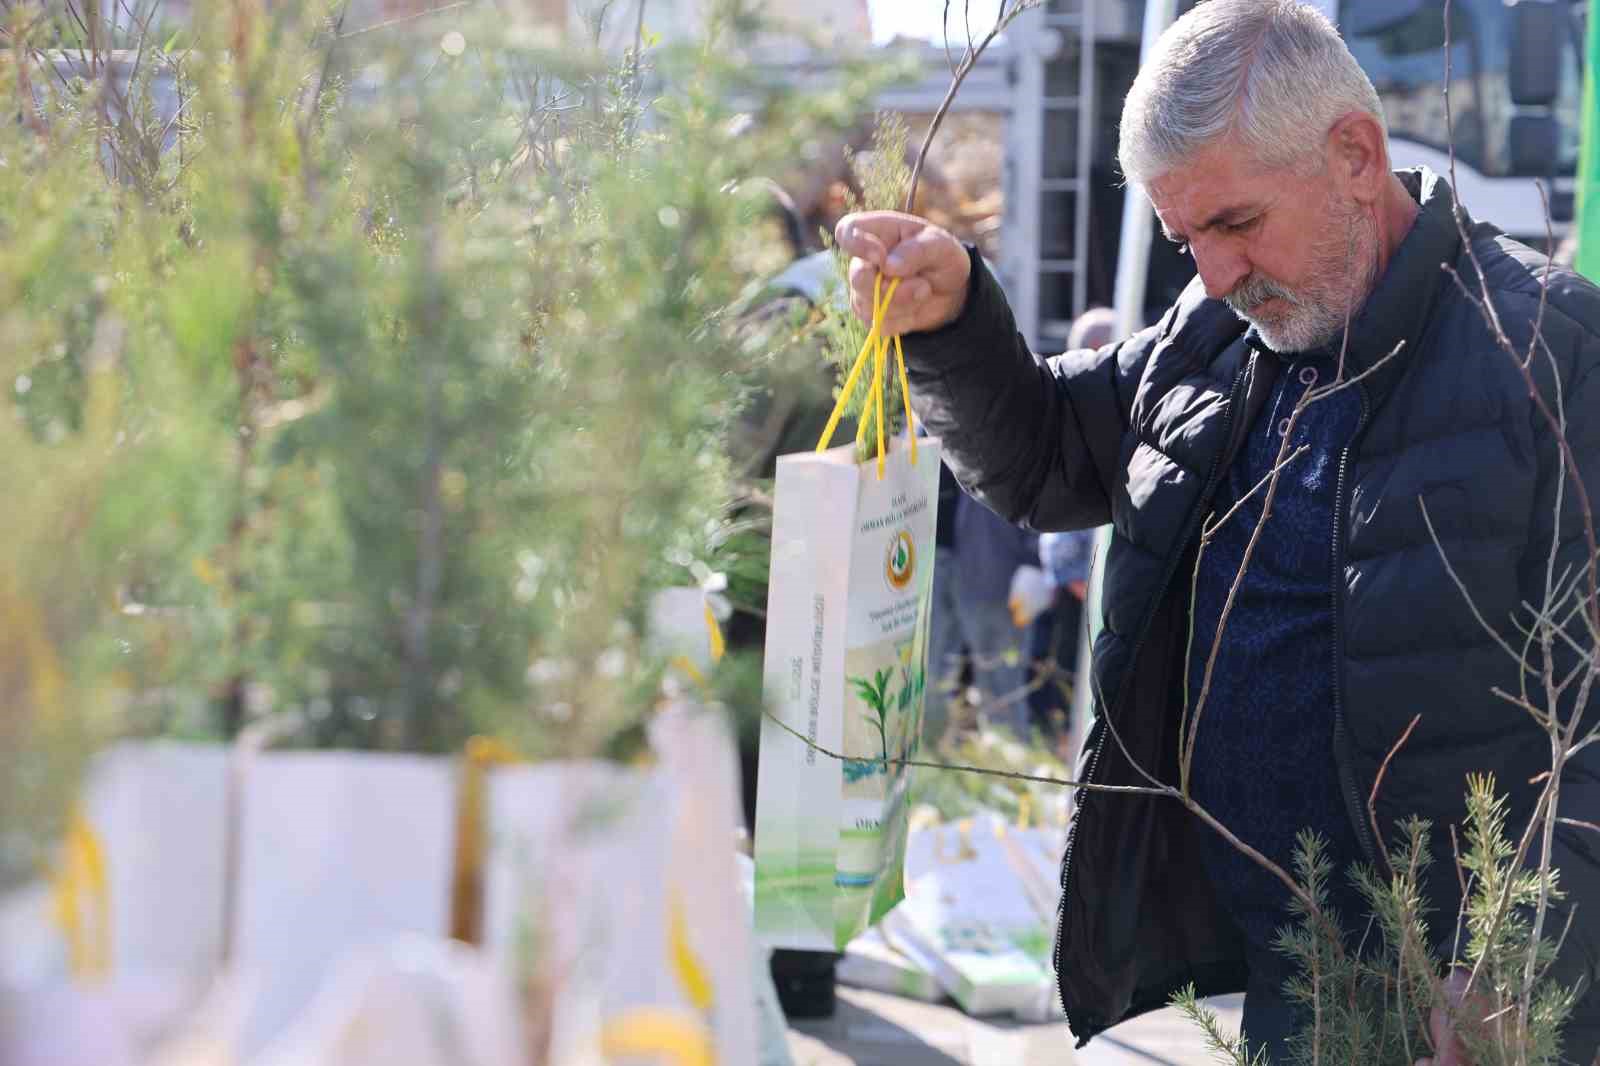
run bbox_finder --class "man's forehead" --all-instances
[1149,174,1270,238]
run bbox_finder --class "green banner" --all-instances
[1577,0,1600,281]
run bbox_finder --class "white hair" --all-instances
[1117,0,1387,186]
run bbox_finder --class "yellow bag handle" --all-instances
[51,808,111,980]
[815,273,920,478]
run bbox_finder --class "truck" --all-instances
[1013,0,1586,346]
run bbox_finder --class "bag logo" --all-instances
[885,530,916,592]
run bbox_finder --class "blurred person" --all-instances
[929,492,1040,741]
[1065,305,1118,351]
[1024,308,1117,745]
[1025,528,1095,746]
[833,0,1600,1060]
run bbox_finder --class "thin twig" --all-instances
[337,0,473,40]
[759,709,1164,797]
[1202,444,1309,540]
[1367,713,1421,870]
[904,0,1038,213]
[1420,498,1526,665]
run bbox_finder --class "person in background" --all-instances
[1066,305,1118,353]
[1023,528,1095,748]
[932,492,1041,740]
[1018,308,1121,746]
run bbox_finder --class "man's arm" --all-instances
[833,210,1159,534]
[899,249,1151,532]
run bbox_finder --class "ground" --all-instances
[788,986,1245,1065]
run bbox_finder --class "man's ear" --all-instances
[1326,111,1387,205]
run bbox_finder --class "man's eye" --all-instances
[1226,217,1256,234]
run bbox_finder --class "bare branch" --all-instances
[905,0,1039,213]
[1202,444,1309,541]
[337,0,473,40]
[1420,497,1525,664]
[759,709,1166,797]
[1367,713,1421,869]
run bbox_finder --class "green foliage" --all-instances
[1173,982,1271,1066]
[1175,777,1578,1066]
[0,0,883,879]
[817,111,915,454]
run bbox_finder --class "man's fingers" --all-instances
[1425,971,1473,1066]
[882,226,967,289]
[849,259,932,326]
[836,217,889,268]
[847,255,879,322]
[898,277,933,305]
[834,210,925,265]
[837,210,969,333]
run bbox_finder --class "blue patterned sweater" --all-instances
[1187,344,1367,950]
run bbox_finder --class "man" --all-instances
[834,0,1600,1061]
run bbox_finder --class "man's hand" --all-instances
[1008,566,1053,629]
[833,211,971,335]
[1416,970,1476,1066]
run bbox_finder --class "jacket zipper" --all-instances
[1053,355,1255,1033]
[1332,388,1381,868]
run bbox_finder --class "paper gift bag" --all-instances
[836,926,944,1003]
[882,815,1066,1018]
[483,705,757,1066]
[753,429,941,950]
[0,742,229,988]
[232,750,457,1051]
[753,274,942,952]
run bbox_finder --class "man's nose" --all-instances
[1192,238,1250,301]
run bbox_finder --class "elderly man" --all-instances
[836,0,1600,1061]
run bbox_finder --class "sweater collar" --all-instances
[1245,167,1465,395]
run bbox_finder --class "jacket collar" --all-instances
[1245,167,1465,399]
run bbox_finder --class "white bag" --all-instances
[882,815,1066,1018]
[232,750,457,1051]
[484,704,756,1066]
[248,937,524,1066]
[836,926,944,1003]
[753,434,942,951]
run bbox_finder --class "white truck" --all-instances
[1315,0,1583,246]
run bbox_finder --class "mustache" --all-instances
[1224,274,1298,316]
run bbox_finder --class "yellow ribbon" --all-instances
[669,894,715,1013]
[816,273,919,477]
[51,808,111,980]
[668,601,726,687]
[448,736,521,944]
[598,1007,715,1066]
